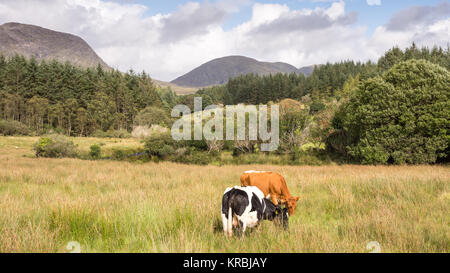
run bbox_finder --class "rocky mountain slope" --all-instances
[0,22,108,68]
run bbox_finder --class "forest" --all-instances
[0,56,164,136]
[0,44,449,164]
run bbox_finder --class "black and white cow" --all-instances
[221,186,288,237]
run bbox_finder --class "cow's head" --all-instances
[274,206,289,230]
[287,196,300,216]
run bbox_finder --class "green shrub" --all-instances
[159,145,175,159]
[172,151,212,165]
[110,147,146,161]
[339,60,450,164]
[111,149,126,160]
[144,132,178,158]
[0,119,32,136]
[34,135,78,158]
[134,106,171,127]
[309,101,325,114]
[182,138,209,151]
[89,144,101,159]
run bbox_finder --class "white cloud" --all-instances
[367,0,381,6]
[325,1,346,20]
[369,17,450,56]
[367,2,450,58]
[0,0,448,81]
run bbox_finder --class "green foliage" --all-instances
[339,59,449,164]
[378,43,450,72]
[279,99,309,152]
[143,131,220,163]
[89,144,101,159]
[111,149,126,160]
[172,150,213,165]
[34,134,78,158]
[182,138,209,151]
[144,132,178,159]
[134,106,171,127]
[0,54,162,136]
[309,101,325,114]
[108,147,145,161]
[157,87,180,111]
[0,119,31,135]
[335,74,360,101]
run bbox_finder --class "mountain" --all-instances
[171,56,312,87]
[298,65,317,76]
[0,22,109,68]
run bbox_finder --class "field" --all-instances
[0,136,448,253]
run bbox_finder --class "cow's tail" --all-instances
[227,206,233,237]
[226,194,236,237]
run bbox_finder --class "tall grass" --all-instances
[0,136,448,252]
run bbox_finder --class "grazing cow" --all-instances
[240,171,300,216]
[221,186,288,237]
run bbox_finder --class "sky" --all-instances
[0,0,449,81]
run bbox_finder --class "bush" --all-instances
[134,106,171,127]
[111,149,126,160]
[89,144,101,159]
[144,132,178,158]
[182,138,209,151]
[0,119,32,136]
[159,145,176,159]
[109,147,146,161]
[172,151,212,165]
[309,101,325,114]
[339,60,450,164]
[34,135,78,158]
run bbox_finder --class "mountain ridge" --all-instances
[0,22,109,69]
[171,55,317,87]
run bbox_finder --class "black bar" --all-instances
[0,253,446,272]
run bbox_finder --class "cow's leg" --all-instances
[237,220,243,237]
[239,221,247,237]
[221,213,228,236]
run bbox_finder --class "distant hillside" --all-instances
[298,65,318,76]
[0,22,109,68]
[171,56,314,87]
[153,79,198,95]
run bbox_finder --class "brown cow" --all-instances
[240,171,300,215]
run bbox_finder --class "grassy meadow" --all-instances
[0,136,448,253]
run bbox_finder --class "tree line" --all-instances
[0,55,162,136]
